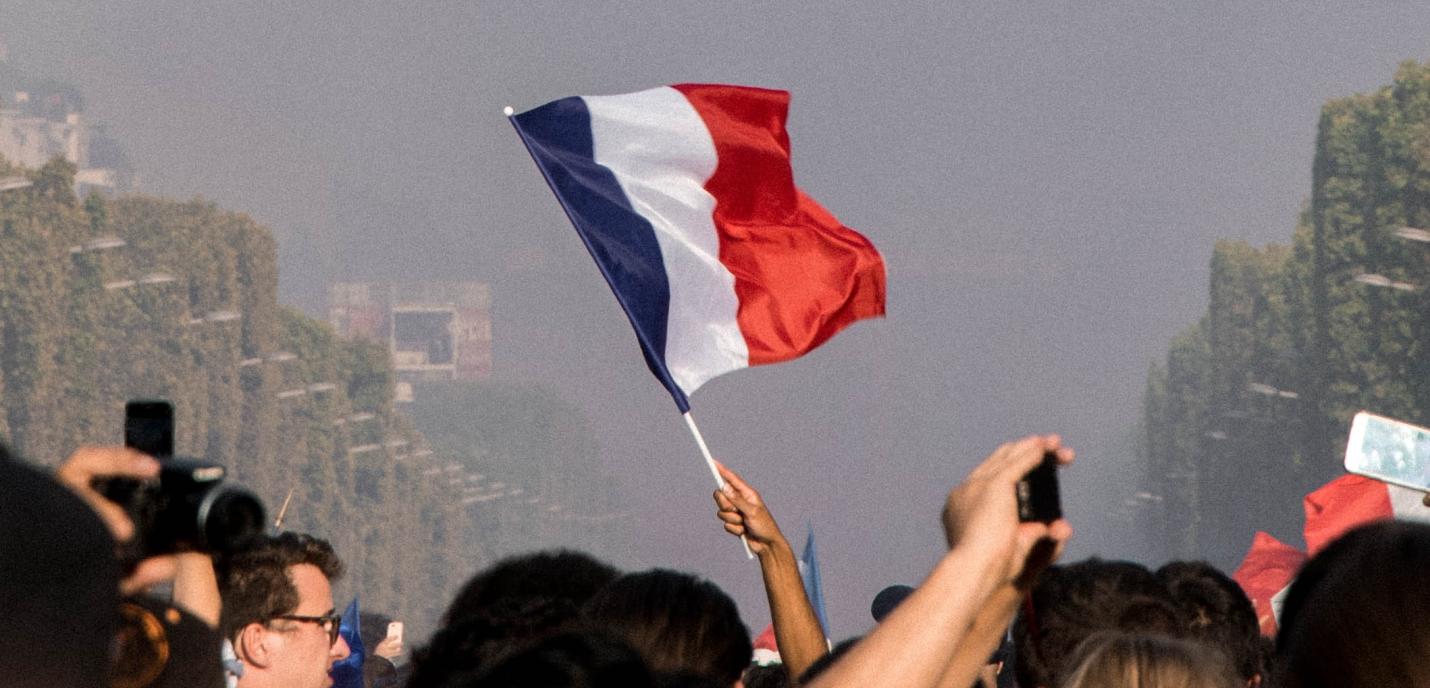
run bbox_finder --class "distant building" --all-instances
[0,88,118,194]
[328,282,492,398]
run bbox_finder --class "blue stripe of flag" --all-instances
[509,97,691,411]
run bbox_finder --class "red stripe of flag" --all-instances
[673,83,887,365]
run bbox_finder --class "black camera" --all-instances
[96,400,266,566]
[1016,451,1063,523]
[96,459,266,564]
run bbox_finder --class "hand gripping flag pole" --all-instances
[683,411,754,558]
[507,84,886,558]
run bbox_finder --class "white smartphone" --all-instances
[1344,411,1430,492]
[386,621,404,646]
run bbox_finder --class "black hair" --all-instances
[743,663,790,688]
[798,636,860,684]
[0,449,120,688]
[442,549,619,627]
[582,569,751,686]
[408,595,583,684]
[1275,520,1430,688]
[1155,560,1264,681]
[457,630,653,688]
[1012,558,1185,687]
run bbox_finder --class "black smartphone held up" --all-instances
[125,400,174,458]
[1016,451,1062,523]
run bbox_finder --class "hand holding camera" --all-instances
[942,435,1073,591]
[55,401,266,596]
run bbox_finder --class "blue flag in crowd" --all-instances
[798,525,830,634]
[330,597,365,688]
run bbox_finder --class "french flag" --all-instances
[510,84,886,411]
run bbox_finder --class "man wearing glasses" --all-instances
[218,533,351,688]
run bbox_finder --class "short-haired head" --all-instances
[458,630,653,688]
[1276,520,1430,688]
[1155,560,1263,681]
[408,595,585,683]
[216,532,345,641]
[442,549,618,627]
[1013,558,1185,687]
[582,569,751,686]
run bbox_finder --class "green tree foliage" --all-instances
[1142,61,1430,565]
[0,165,544,639]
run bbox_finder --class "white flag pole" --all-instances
[683,411,755,559]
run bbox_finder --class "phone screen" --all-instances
[125,400,174,458]
[1344,411,1430,492]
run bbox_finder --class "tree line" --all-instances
[0,157,621,639]
[1140,61,1430,568]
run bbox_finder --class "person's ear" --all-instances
[237,623,276,669]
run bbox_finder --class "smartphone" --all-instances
[1345,411,1430,492]
[1017,451,1062,523]
[386,621,404,646]
[125,400,174,458]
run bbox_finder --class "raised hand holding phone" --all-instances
[1344,411,1430,494]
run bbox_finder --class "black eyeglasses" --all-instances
[270,613,343,647]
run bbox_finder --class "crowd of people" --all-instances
[2,433,1428,687]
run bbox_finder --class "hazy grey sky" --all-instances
[6,0,1430,637]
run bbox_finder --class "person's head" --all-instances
[1155,561,1263,683]
[456,630,653,688]
[0,446,120,688]
[742,663,789,688]
[798,636,860,684]
[217,532,349,688]
[408,595,586,683]
[1275,520,1430,688]
[1061,632,1239,688]
[1014,558,1186,688]
[582,569,751,687]
[442,549,619,627]
[870,584,914,622]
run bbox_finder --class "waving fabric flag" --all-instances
[1303,474,1430,556]
[798,525,830,635]
[1232,531,1307,636]
[330,597,365,688]
[510,84,886,411]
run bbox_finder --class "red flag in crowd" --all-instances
[1303,474,1430,556]
[1232,531,1307,636]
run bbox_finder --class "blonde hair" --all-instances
[1061,632,1239,688]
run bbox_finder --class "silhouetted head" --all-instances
[1276,520,1430,688]
[0,446,119,688]
[1013,558,1185,687]
[583,569,751,687]
[1156,560,1263,682]
[454,630,653,688]
[442,549,619,627]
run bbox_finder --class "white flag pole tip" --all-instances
[503,106,515,117]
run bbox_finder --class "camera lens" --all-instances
[199,489,266,554]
